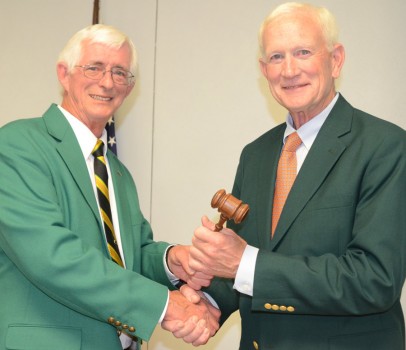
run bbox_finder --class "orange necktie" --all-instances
[271,132,302,237]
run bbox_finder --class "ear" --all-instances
[331,44,345,79]
[259,58,269,79]
[56,62,70,91]
[124,83,135,97]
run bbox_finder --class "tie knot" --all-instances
[284,132,302,152]
[92,139,105,157]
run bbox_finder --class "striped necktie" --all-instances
[271,132,302,237]
[92,140,124,267]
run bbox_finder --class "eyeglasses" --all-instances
[75,65,135,85]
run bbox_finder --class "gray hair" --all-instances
[58,24,137,75]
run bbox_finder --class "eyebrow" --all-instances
[87,62,129,70]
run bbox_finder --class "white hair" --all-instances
[259,2,339,58]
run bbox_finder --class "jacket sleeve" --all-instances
[0,121,169,341]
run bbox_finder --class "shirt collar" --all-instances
[284,93,340,150]
[58,105,108,160]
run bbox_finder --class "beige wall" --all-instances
[1,1,405,349]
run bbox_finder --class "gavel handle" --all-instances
[214,214,227,232]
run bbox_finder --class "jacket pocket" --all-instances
[6,324,81,350]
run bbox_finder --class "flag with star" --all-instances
[92,1,118,156]
[106,116,117,155]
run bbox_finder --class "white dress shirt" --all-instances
[59,106,174,348]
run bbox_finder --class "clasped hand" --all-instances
[162,216,246,345]
[162,285,220,346]
[189,216,247,279]
[164,244,219,346]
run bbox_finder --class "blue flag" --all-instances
[105,116,117,155]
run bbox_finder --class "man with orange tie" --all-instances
[0,24,219,349]
[188,3,406,349]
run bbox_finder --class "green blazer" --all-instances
[0,105,174,349]
[205,95,406,350]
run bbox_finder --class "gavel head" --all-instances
[211,189,249,224]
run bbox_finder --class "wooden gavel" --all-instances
[211,189,250,231]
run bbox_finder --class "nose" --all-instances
[98,70,115,88]
[281,55,299,78]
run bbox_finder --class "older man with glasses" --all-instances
[0,24,219,350]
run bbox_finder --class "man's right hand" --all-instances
[161,286,220,346]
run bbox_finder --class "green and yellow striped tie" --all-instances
[92,139,124,267]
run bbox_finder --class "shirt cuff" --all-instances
[164,245,180,285]
[158,290,170,324]
[233,245,259,296]
[160,246,179,323]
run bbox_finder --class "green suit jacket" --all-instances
[205,95,406,349]
[0,105,174,349]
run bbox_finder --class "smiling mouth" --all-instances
[283,84,308,90]
[90,94,112,101]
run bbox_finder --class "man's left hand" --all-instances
[189,216,247,279]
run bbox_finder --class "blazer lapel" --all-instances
[43,104,102,228]
[255,126,285,250]
[108,155,135,268]
[270,96,353,249]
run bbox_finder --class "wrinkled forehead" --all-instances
[79,41,132,68]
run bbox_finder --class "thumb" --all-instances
[180,284,201,304]
[201,215,216,231]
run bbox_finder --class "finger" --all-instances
[200,301,221,334]
[180,284,201,303]
[187,275,212,289]
[172,245,196,275]
[185,279,205,291]
[191,324,211,346]
[189,246,202,263]
[190,271,213,284]
[193,271,214,279]
[187,271,213,286]
[193,225,216,244]
[188,253,208,274]
[206,312,220,335]
[206,302,221,318]
[180,247,196,276]
[183,319,210,345]
[161,319,184,333]
[171,316,199,339]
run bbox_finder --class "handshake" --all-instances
[161,215,248,346]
